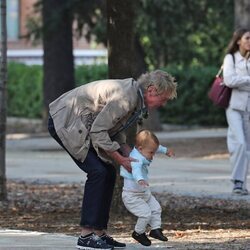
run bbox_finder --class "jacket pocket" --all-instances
[58,117,90,162]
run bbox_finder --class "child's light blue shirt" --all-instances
[120,145,167,182]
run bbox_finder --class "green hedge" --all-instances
[7,62,43,118]
[75,64,108,86]
[6,62,226,126]
[161,65,227,126]
[6,63,108,118]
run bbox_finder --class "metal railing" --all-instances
[6,49,107,65]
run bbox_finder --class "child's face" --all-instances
[138,142,158,160]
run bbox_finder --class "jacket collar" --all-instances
[137,87,148,119]
[234,51,248,62]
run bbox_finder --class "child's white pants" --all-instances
[122,189,162,234]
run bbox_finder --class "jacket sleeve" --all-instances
[89,100,130,152]
[223,54,250,88]
[112,131,126,145]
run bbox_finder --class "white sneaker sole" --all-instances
[232,189,248,195]
[76,245,113,250]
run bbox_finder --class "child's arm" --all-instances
[138,179,149,187]
[131,161,149,186]
[157,145,175,157]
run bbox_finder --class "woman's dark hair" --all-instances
[226,27,250,54]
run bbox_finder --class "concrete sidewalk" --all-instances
[1,127,250,250]
[0,230,77,250]
[0,229,176,250]
[5,128,249,199]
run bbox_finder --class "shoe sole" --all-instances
[76,245,113,250]
[232,190,248,195]
[233,192,248,195]
[132,236,151,246]
[150,237,168,241]
[149,232,168,241]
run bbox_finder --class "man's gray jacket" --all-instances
[49,78,143,163]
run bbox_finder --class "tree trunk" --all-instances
[107,0,145,216]
[134,35,162,131]
[0,0,7,201]
[141,109,162,131]
[106,0,133,217]
[42,0,75,127]
[107,1,137,79]
[234,0,250,28]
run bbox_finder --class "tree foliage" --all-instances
[25,0,234,69]
[136,0,234,68]
[66,0,235,69]
[25,0,106,45]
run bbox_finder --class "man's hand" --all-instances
[138,179,149,187]
[108,150,137,172]
[119,143,132,157]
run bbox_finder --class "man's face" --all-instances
[144,86,171,109]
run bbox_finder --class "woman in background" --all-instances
[223,27,250,195]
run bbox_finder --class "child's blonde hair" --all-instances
[135,129,159,148]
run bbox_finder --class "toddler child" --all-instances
[120,129,174,246]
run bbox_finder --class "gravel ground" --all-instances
[0,180,249,249]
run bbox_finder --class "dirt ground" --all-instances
[1,136,250,249]
[160,137,228,158]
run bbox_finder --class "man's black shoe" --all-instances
[132,231,151,246]
[100,234,126,249]
[76,233,114,249]
[149,228,168,241]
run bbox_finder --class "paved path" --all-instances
[1,128,249,249]
[5,128,249,199]
[0,229,177,250]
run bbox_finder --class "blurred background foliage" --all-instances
[7,0,234,126]
[7,63,43,118]
[136,0,234,68]
[160,65,227,126]
[7,62,226,125]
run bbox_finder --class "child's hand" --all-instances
[138,180,149,187]
[166,148,175,157]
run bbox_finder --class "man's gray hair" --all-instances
[137,70,177,99]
